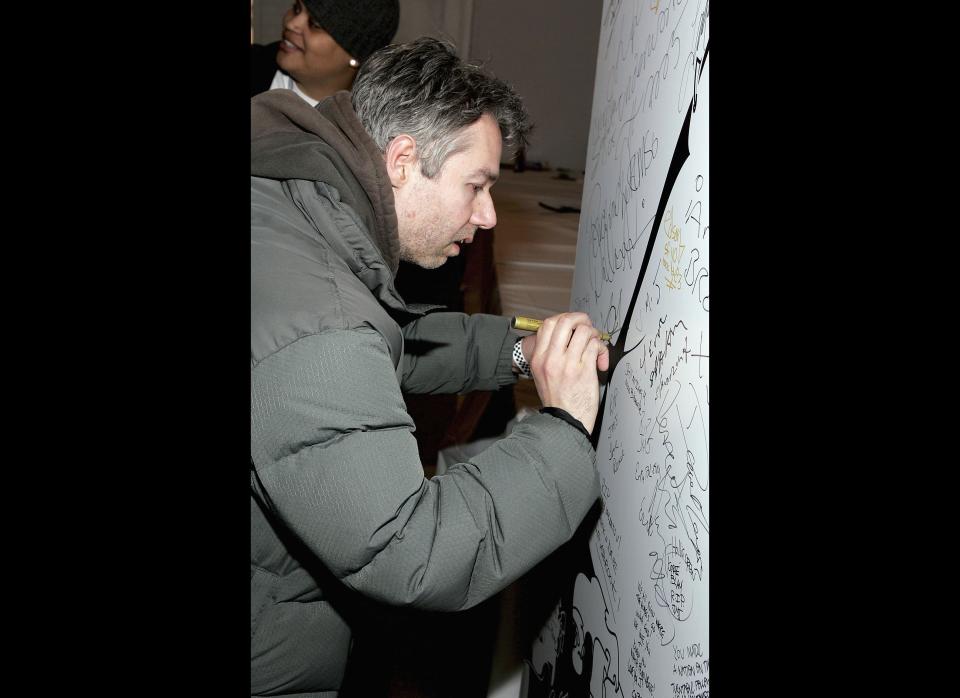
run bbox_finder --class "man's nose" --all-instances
[471,192,497,230]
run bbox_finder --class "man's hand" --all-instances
[524,312,609,434]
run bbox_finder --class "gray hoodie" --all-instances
[250,89,599,697]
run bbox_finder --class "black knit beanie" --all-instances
[303,0,400,62]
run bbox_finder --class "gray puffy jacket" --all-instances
[250,90,599,697]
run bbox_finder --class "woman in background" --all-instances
[250,0,400,106]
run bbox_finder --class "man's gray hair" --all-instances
[351,37,531,179]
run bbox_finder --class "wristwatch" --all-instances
[512,337,532,378]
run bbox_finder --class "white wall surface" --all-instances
[530,3,710,696]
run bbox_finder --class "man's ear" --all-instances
[384,135,418,188]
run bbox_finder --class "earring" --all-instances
[349,58,359,68]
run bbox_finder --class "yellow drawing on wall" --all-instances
[660,208,685,290]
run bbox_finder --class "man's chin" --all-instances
[399,247,451,270]
[419,257,448,270]
[401,255,447,270]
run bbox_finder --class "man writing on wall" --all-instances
[251,37,609,696]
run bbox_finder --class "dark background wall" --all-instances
[468,0,601,172]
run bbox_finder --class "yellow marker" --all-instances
[511,315,611,342]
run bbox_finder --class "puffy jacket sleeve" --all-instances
[399,312,516,394]
[250,327,599,611]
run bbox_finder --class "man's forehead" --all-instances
[443,115,502,178]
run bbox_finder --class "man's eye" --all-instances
[472,185,483,194]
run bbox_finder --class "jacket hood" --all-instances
[251,89,400,277]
